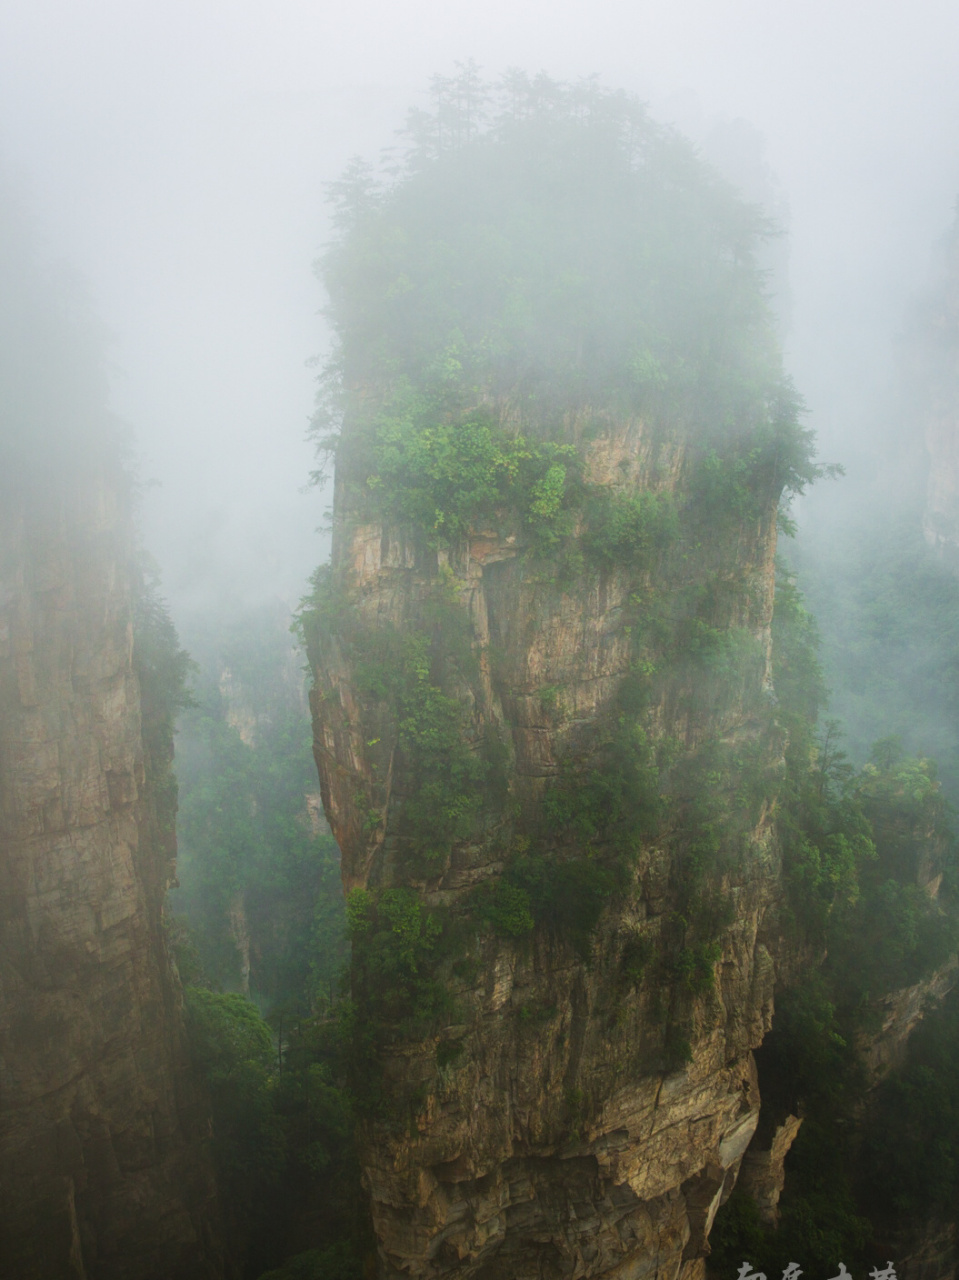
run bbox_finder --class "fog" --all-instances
[3,0,959,612]
[10,8,959,1268]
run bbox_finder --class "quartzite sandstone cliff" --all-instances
[309,418,786,1280]
[0,447,222,1279]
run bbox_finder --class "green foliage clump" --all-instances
[821,741,958,1005]
[472,668,757,973]
[770,563,958,983]
[134,570,196,755]
[543,716,666,858]
[501,852,619,960]
[672,941,723,995]
[769,565,827,728]
[469,711,671,960]
[347,887,444,995]
[676,619,762,678]
[185,989,286,1224]
[668,736,771,905]
[363,400,578,548]
[688,417,832,536]
[830,874,956,1004]
[471,879,535,938]
[758,975,861,1118]
[779,731,956,1008]
[580,488,678,566]
[619,933,655,987]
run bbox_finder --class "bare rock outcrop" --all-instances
[858,958,959,1085]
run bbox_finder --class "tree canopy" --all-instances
[315,68,813,505]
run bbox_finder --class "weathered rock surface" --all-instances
[0,458,222,1278]
[736,1114,802,1226]
[857,958,959,1085]
[310,422,785,1279]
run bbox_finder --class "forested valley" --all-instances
[5,66,959,1280]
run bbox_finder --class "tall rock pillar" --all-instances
[0,447,222,1278]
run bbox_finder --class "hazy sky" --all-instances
[2,0,959,607]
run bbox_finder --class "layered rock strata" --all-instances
[0,455,222,1279]
[309,422,785,1279]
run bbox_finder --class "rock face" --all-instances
[309,420,785,1279]
[736,1114,802,1226]
[857,958,958,1085]
[0,454,222,1279]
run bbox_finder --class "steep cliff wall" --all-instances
[0,453,222,1277]
[308,423,786,1279]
